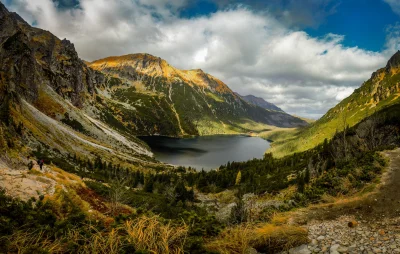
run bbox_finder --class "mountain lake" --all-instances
[139,135,270,171]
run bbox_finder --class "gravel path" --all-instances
[303,215,400,253]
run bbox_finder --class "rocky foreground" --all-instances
[285,215,400,254]
[282,150,400,254]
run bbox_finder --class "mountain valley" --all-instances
[1,1,400,254]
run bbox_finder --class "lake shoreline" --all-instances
[139,135,270,171]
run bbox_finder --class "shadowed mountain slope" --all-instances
[235,93,284,112]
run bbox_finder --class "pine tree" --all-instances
[0,127,6,151]
[187,188,195,202]
[144,175,154,193]
[16,122,23,135]
[305,167,310,184]
[297,173,305,193]
[197,174,207,188]
[230,188,247,224]
[235,170,242,185]
[0,96,10,126]
[174,181,188,202]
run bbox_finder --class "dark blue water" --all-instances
[140,135,270,170]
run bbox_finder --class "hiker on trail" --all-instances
[38,159,44,170]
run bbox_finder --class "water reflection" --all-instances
[139,135,270,171]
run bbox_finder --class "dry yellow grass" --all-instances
[205,224,254,254]
[205,223,308,254]
[2,230,63,253]
[33,88,66,118]
[252,224,308,252]
[3,216,189,254]
[124,215,188,254]
[69,227,122,254]
[270,213,291,225]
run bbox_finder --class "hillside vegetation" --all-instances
[1,95,398,253]
[89,54,307,136]
[266,51,400,157]
[2,2,400,254]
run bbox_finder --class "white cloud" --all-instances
[212,0,340,29]
[3,0,400,119]
[384,0,400,16]
[335,87,355,101]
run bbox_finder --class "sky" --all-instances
[3,0,400,119]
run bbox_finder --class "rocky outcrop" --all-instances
[283,215,400,254]
[386,50,400,72]
[1,3,87,105]
[0,2,116,108]
[0,2,155,164]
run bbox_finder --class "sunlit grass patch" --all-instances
[124,215,188,254]
[205,224,253,254]
[206,92,224,102]
[205,223,308,254]
[252,224,308,253]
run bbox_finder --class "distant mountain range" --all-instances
[3,0,399,164]
[89,54,307,136]
[235,93,284,112]
[0,2,306,167]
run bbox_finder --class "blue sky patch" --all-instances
[305,0,399,52]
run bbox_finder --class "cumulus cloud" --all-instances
[3,0,400,119]
[384,0,400,16]
[212,0,339,29]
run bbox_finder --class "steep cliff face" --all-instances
[90,54,307,135]
[0,4,101,107]
[0,3,153,166]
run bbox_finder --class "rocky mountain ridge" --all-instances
[0,2,154,168]
[235,93,284,112]
[90,54,232,94]
[89,54,307,136]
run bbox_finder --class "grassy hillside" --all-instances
[89,54,307,136]
[266,51,400,157]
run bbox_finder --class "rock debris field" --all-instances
[287,215,400,254]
